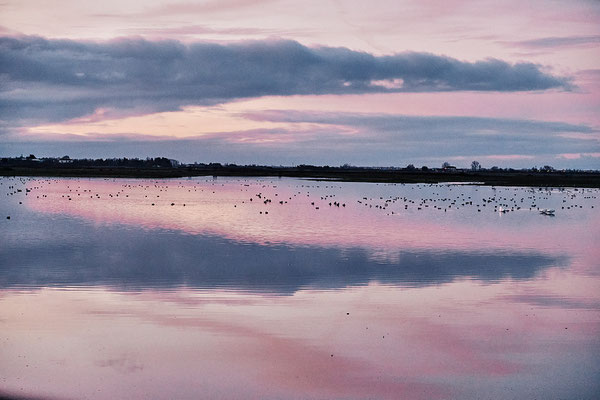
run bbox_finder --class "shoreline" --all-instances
[2,166,600,187]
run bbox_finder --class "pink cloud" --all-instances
[140,0,278,17]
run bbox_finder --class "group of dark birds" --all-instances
[3,177,598,221]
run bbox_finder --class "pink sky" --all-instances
[1,0,599,168]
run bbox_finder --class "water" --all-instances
[1,176,599,399]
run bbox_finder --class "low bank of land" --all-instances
[2,164,600,187]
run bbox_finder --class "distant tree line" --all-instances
[1,155,176,168]
[1,155,593,173]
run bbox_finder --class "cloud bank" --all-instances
[3,112,597,168]
[0,35,572,125]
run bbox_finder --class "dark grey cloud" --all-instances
[243,110,595,136]
[242,111,600,163]
[0,35,571,125]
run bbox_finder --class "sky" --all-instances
[1,0,599,169]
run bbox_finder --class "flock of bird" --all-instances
[2,176,598,221]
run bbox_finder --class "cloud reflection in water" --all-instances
[1,217,563,293]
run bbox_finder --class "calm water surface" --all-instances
[1,176,599,399]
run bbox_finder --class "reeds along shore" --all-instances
[2,164,600,187]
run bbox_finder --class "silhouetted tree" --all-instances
[471,160,481,171]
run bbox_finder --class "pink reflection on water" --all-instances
[6,177,598,398]
[1,275,598,400]
[23,178,599,266]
